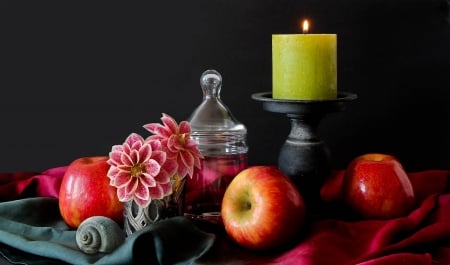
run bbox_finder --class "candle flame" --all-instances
[302,20,309,33]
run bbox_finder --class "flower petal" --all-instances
[180,151,194,169]
[117,186,133,202]
[186,138,201,151]
[178,151,195,178]
[112,171,133,187]
[108,149,123,166]
[161,113,179,134]
[153,170,171,184]
[143,123,172,137]
[107,166,120,180]
[167,135,181,153]
[148,185,164,200]
[144,159,161,176]
[138,143,152,162]
[134,181,150,201]
[111,145,123,153]
[193,154,202,170]
[125,133,145,147]
[148,139,163,151]
[161,159,178,177]
[129,149,140,165]
[176,159,189,179]
[159,182,173,196]
[125,177,139,195]
[134,197,152,208]
[150,150,167,166]
[140,173,157,187]
[130,140,143,151]
[117,164,132,172]
[178,121,192,135]
[120,152,134,167]
[123,143,132,155]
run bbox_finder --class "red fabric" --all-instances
[256,169,450,265]
[1,166,450,265]
[0,166,67,201]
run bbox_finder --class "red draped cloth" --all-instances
[1,166,450,265]
[0,166,66,201]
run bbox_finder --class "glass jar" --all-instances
[184,69,248,224]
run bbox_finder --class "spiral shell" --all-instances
[76,216,125,254]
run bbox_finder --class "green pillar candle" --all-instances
[272,33,337,100]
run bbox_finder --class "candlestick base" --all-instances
[251,91,357,211]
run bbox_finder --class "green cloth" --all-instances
[0,198,215,265]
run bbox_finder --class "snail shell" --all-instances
[76,216,125,254]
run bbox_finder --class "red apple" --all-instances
[59,156,124,228]
[342,153,415,219]
[221,165,306,251]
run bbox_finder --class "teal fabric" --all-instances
[0,198,215,265]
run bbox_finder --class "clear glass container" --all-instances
[184,69,248,224]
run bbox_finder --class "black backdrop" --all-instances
[1,0,449,173]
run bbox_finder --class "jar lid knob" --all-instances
[200,69,222,99]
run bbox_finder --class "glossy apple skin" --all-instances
[221,166,306,251]
[342,153,415,219]
[59,156,124,228]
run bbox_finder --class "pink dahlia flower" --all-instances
[143,113,203,179]
[107,133,177,208]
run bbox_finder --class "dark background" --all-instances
[1,0,449,173]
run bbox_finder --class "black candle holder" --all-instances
[251,91,357,209]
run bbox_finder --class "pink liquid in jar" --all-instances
[184,154,247,222]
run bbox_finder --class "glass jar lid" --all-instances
[188,69,247,155]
